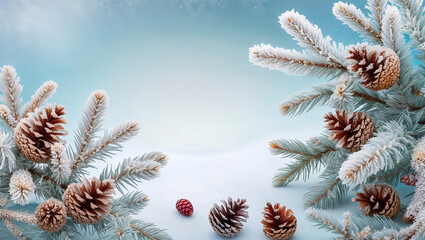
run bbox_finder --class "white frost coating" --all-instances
[278,10,347,66]
[9,170,35,205]
[338,121,415,186]
[0,131,16,172]
[51,143,71,184]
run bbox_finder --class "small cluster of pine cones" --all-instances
[208,198,297,239]
[12,103,116,232]
[34,177,115,232]
[322,43,402,153]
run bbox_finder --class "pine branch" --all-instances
[111,191,149,216]
[73,90,108,163]
[0,66,22,122]
[339,121,416,186]
[0,209,37,224]
[50,143,71,184]
[279,10,347,66]
[306,208,350,238]
[333,1,381,42]
[304,177,348,209]
[249,44,346,79]
[21,81,57,119]
[100,152,167,194]
[366,0,388,34]
[280,82,334,116]
[270,136,339,187]
[71,121,139,174]
[107,213,171,240]
[382,5,414,90]
[4,219,25,240]
[390,0,425,50]
[307,208,400,239]
[0,105,17,129]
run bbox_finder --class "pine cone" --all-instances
[352,183,400,218]
[209,197,249,237]
[35,198,67,232]
[401,174,418,186]
[347,43,400,91]
[63,177,115,225]
[176,199,193,216]
[262,202,297,240]
[14,104,67,163]
[324,110,376,152]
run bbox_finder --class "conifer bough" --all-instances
[250,0,425,239]
[0,65,170,239]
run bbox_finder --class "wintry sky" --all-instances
[0,0,365,153]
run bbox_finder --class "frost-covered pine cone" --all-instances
[14,104,67,163]
[9,170,35,205]
[347,43,400,91]
[262,202,297,240]
[209,197,249,237]
[35,198,67,232]
[63,177,115,224]
[352,183,400,218]
[324,110,375,152]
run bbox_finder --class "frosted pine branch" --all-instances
[73,90,108,162]
[71,121,139,173]
[50,143,71,184]
[279,10,347,65]
[0,66,22,121]
[270,136,339,187]
[104,215,172,240]
[4,219,25,240]
[390,0,425,50]
[366,0,388,33]
[0,209,37,224]
[249,44,346,79]
[279,83,335,116]
[304,177,348,209]
[382,5,414,90]
[111,191,149,216]
[101,152,167,194]
[307,208,400,239]
[21,81,57,119]
[339,121,416,186]
[0,105,17,129]
[333,2,381,43]
[0,131,16,172]
[306,208,349,238]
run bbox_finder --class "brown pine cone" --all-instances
[14,104,67,163]
[324,110,375,152]
[352,183,400,218]
[347,43,400,91]
[262,203,297,240]
[63,177,115,225]
[35,198,67,232]
[209,197,249,237]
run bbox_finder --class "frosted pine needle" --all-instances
[21,81,57,119]
[0,65,22,121]
[50,143,71,184]
[0,131,16,172]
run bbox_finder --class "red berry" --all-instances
[176,199,193,216]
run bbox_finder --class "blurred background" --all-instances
[0,1,388,239]
[0,0,365,153]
